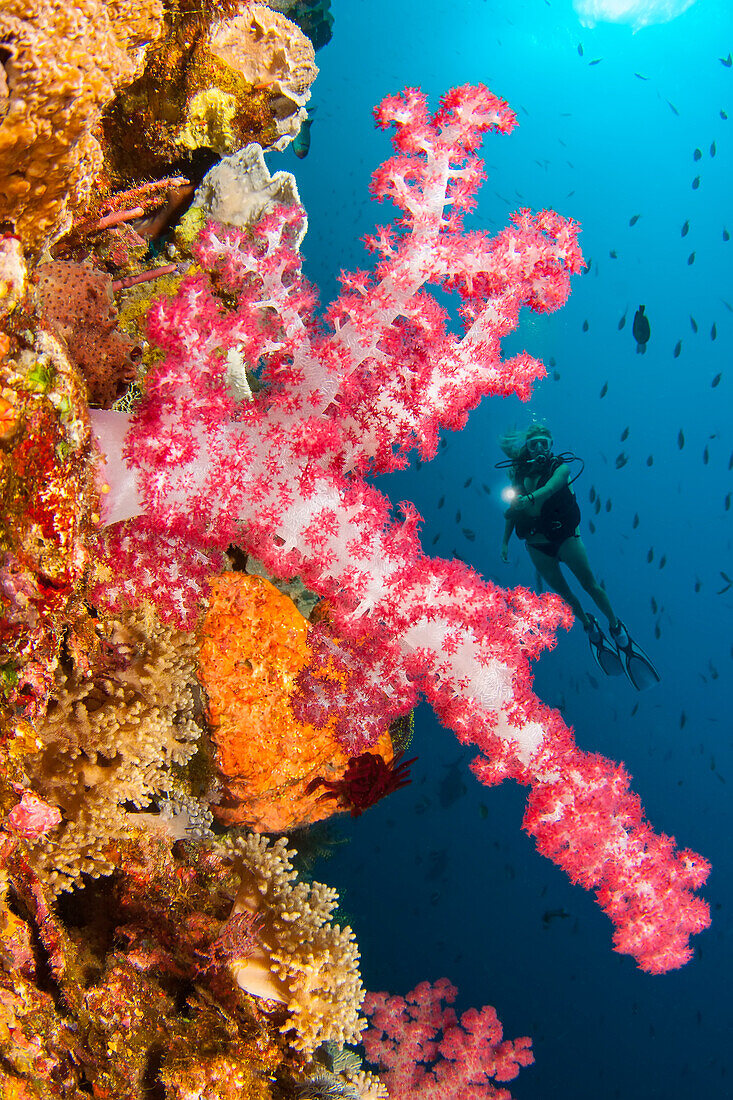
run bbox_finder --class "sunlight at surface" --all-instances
[573,0,697,28]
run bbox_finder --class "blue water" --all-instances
[278,2,732,1095]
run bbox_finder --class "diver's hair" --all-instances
[498,421,552,460]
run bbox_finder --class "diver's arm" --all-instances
[521,463,570,511]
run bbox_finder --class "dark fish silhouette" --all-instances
[589,486,596,502]
[618,311,627,330]
[687,251,696,265]
[543,908,572,928]
[646,454,654,466]
[438,496,445,508]
[629,214,640,226]
[293,116,315,159]
[681,220,690,236]
[634,72,648,80]
[632,305,650,353]
[464,476,473,488]
[654,622,662,640]
[703,445,710,464]
[582,319,589,332]
[609,249,618,258]
[692,176,700,189]
[632,513,640,529]
[725,492,731,511]
[690,315,698,332]
[693,148,702,161]
[615,452,628,468]
[647,548,654,563]
[711,322,717,340]
[651,596,658,613]
[680,712,687,729]
[589,58,602,66]
[455,509,461,522]
[659,554,667,568]
[667,101,679,116]
[620,426,630,441]
[588,519,596,533]
[724,229,731,242]
[600,381,608,397]
[722,109,729,119]
[710,141,717,157]
[462,528,476,541]
[578,42,584,55]
[678,429,685,449]
[694,577,701,593]
[729,451,733,469]
[553,370,561,380]
[605,499,612,512]
[594,498,601,514]
[431,533,440,545]
[720,53,732,67]
[673,340,682,358]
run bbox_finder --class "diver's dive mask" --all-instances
[524,432,553,465]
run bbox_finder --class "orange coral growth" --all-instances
[199,574,393,832]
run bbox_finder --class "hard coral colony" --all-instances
[0,4,711,1100]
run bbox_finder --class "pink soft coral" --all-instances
[90,85,710,972]
[362,978,534,1099]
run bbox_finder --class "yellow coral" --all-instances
[218,831,366,1056]
[0,0,163,252]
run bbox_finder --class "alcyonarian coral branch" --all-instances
[92,84,710,973]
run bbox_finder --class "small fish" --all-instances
[681,220,690,236]
[615,452,628,469]
[651,596,658,613]
[725,492,731,511]
[694,577,702,593]
[438,496,445,508]
[712,372,723,387]
[632,513,640,529]
[577,42,584,55]
[724,228,731,242]
[617,311,627,330]
[729,451,733,470]
[703,445,710,464]
[710,141,717,157]
[462,528,476,541]
[588,519,596,534]
[632,305,650,353]
[667,100,679,116]
[680,711,687,729]
[440,438,447,449]
[455,509,461,523]
[711,322,717,340]
[589,486,596,503]
[693,147,702,161]
[673,340,682,357]
[687,251,695,265]
[634,72,648,80]
[549,356,557,367]
[582,319,589,332]
[654,622,662,640]
[692,176,700,189]
[620,426,630,441]
[609,249,618,259]
[431,533,440,545]
[629,214,640,226]
[659,554,667,568]
[589,58,602,66]
[647,547,654,564]
[690,315,698,332]
[543,908,571,928]
[646,454,653,466]
[600,381,608,398]
[293,116,315,159]
[594,497,601,515]
[605,498,612,513]
[678,429,685,449]
[553,370,561,381]
[720,53,732,67]
[722,109,729,120]
[482,483,491,494]
[464,476,473,488]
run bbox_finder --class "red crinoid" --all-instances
[305,750,417,818]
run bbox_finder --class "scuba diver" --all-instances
[498,423,659,690]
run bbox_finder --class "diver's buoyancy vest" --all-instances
[513,457,581,541]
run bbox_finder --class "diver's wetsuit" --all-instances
[512,456,581,557]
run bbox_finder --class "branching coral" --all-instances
[22,605,209,892]
[0,0,163,252]
[218,831,366,1055]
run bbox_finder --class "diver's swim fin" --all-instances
[609,619,660,690]
[585,615,625,677]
